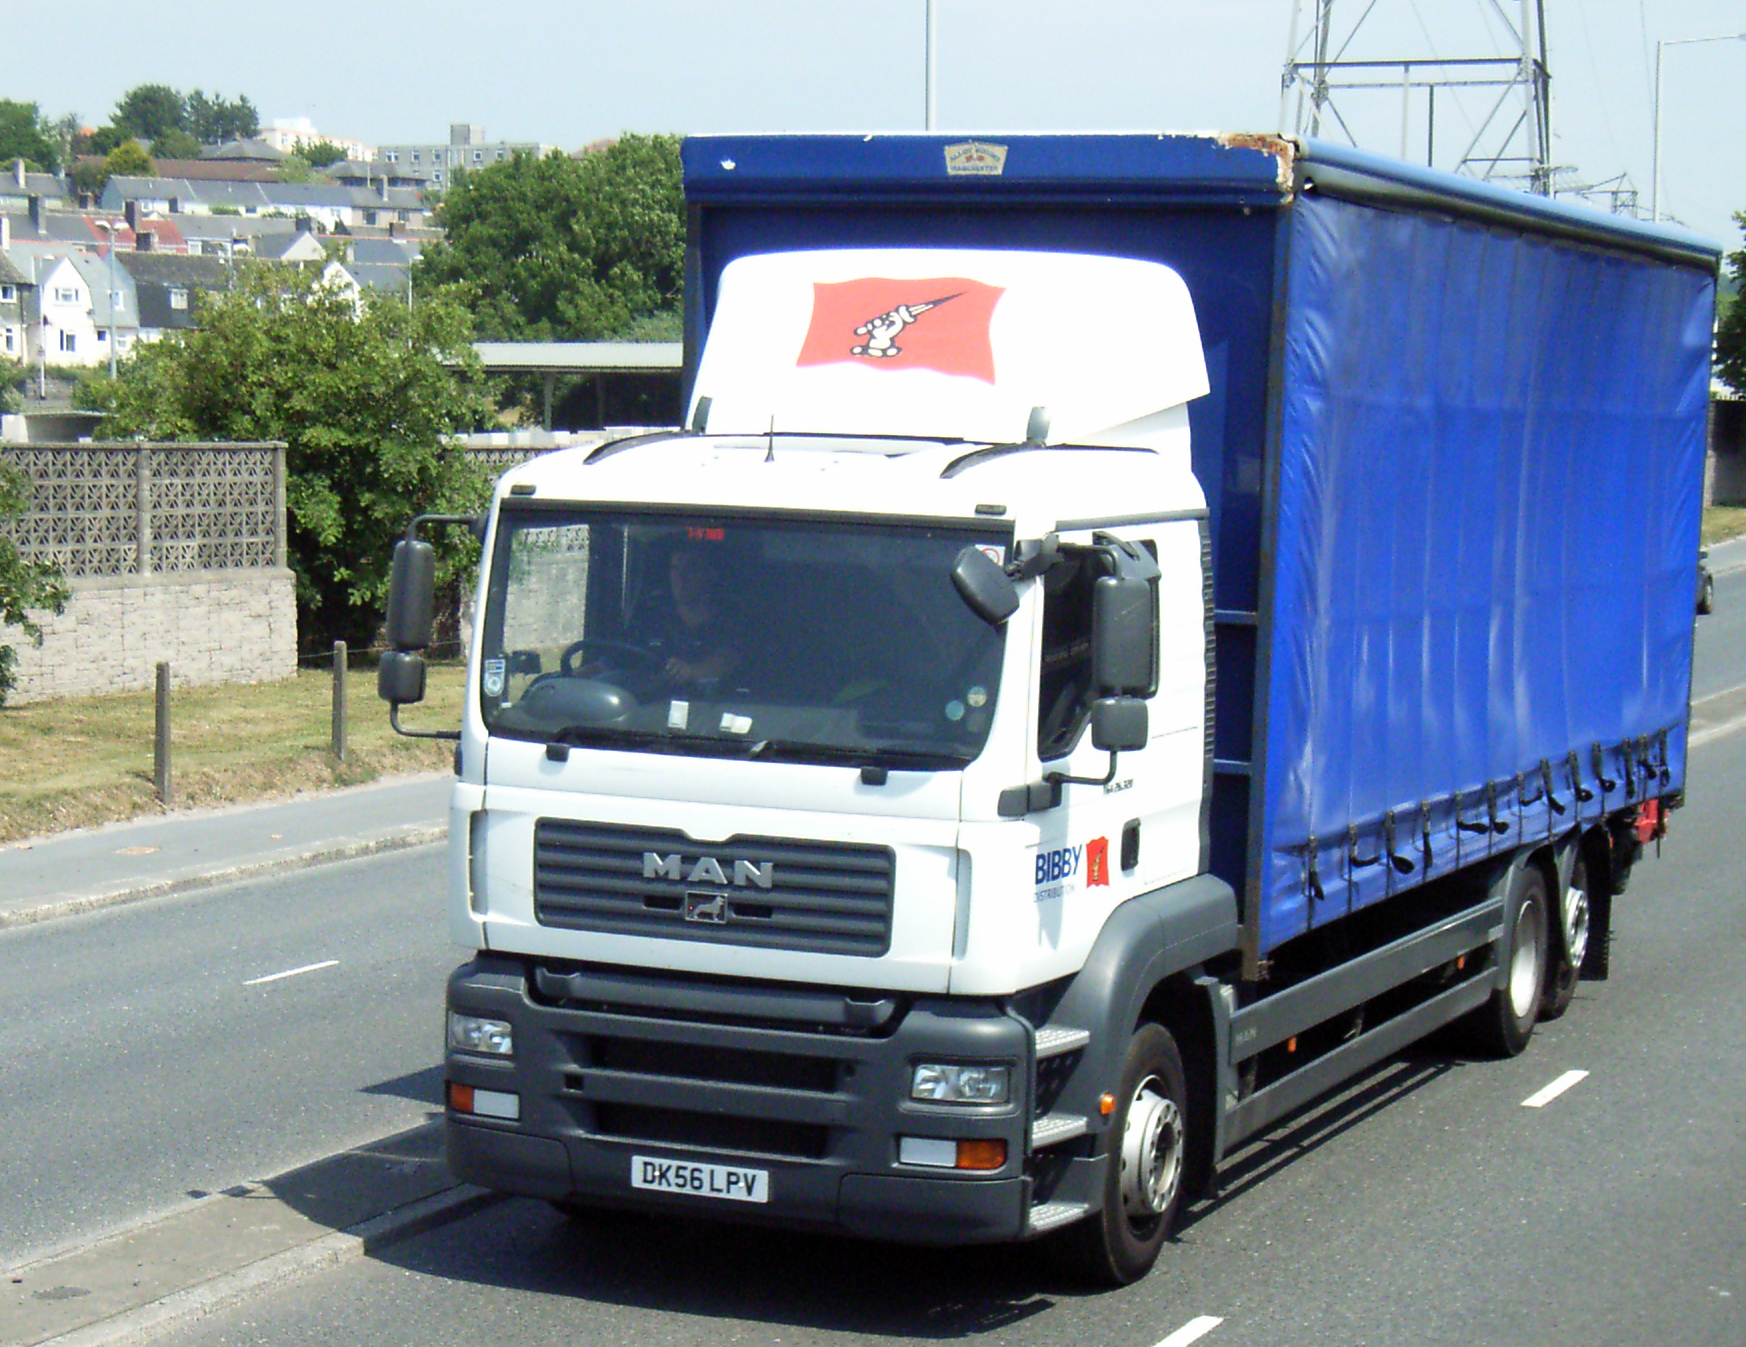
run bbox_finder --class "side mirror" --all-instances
[951,545,1019,626]
[378,649,427,706]
[1090,697,1148,752]
[386,538,437,651]
[1091,575,1155,695]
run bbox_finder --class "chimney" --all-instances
[28,195,42,233]
[125,200,139,229]
[1,214,9,250]
[12,159,24,189]
[376,178,387,200]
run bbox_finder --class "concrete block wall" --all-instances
[7,569,298,703]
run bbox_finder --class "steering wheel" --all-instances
[559,638,663,678]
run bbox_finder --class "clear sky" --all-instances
[11,0,1746,251]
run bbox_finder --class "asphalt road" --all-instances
[0,848,455,1268]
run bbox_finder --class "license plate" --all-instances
[630,1155,769,1204]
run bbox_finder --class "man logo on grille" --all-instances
[644,852,775,889]
[685,892,729,924]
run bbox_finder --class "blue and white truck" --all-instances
[382,133,1719,1284]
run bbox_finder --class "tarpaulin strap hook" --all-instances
[1456,786,1493,836]
[1419,802,1434,873]
[1383,810,1415,874]
[1591,742,1616,794]
[1542,759,1566,816]
[1519,768,1544,808]
[1304,833,1325,905]
[1655,729,1670,786]
[1347,822,1382,870]
[1488,781,1509,835]
[1569,750,1593,804]
[1621,739,1637,800]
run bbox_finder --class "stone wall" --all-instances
[1,441,297,703]
[7,569,298,703]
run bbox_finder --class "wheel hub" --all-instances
[1509,898,1545,1019]
[1564,884,1590,969]
[1120,1075,1183,1220]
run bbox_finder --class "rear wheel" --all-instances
[1541,852,1591,1021]
[1465,861,1549,1056]
[1055,1023,1187,1286]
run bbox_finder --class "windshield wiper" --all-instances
[545,726,754,759]
[747,739,969,771]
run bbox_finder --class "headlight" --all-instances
[448,1012,514,1057]
[910,1062,1011,1105]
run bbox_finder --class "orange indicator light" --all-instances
[447,1082,475,1114]
[956,1139,1007,1171]
[1099,1093,1116,1116]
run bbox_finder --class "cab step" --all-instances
[1030,1111,1089,1148]
[1034,1026,1091,1060]
[1027,1200,1091,1235]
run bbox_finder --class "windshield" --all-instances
[478,507,1009,769]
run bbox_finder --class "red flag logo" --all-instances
[796,277,1004,383]
[1086,837,1111,888]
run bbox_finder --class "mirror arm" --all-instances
[389,701,460,743]
[1045,749,1122,790]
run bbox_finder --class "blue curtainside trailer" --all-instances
[681,131,1717,976]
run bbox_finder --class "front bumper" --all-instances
[444,955,1038,1243]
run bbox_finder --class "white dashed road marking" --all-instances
[243,959,339,986]
[1522,1069,1589,1108]
[1154,1316,1224,1347]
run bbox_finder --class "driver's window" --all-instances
[1037,548,1099,760]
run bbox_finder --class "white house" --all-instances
[18,249,139,369]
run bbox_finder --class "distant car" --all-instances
[1698,549,1714,615]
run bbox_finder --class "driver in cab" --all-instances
[649,545,740,690]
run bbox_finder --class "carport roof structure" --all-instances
[471,343,684,429]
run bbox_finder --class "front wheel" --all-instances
[1055,1022,1188,1286]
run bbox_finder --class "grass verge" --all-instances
[0,664,465,845]
[1703,505,1746,546]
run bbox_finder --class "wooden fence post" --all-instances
[154,661,171,802]
[332,641,348,761]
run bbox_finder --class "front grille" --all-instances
[534,820,895,957]
[588,1035,840,1093]
[591,1103,830,1160]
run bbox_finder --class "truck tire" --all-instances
[1465,861,1549,1056]
[1055,1022,1187,1286]
[1540,852,1590,1021]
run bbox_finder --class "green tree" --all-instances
[415,134,684,341]
[185,90,258,143]
[0,461,71,706]
[274,152,317,185]
[1,357,25,414]
[70,139,153,198]
[79,266,493,650]
[0,99,61,172]
[111,83,186,142]
[298,139,348,169]
[1718,212,1746,399]
[150,127,202,160]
